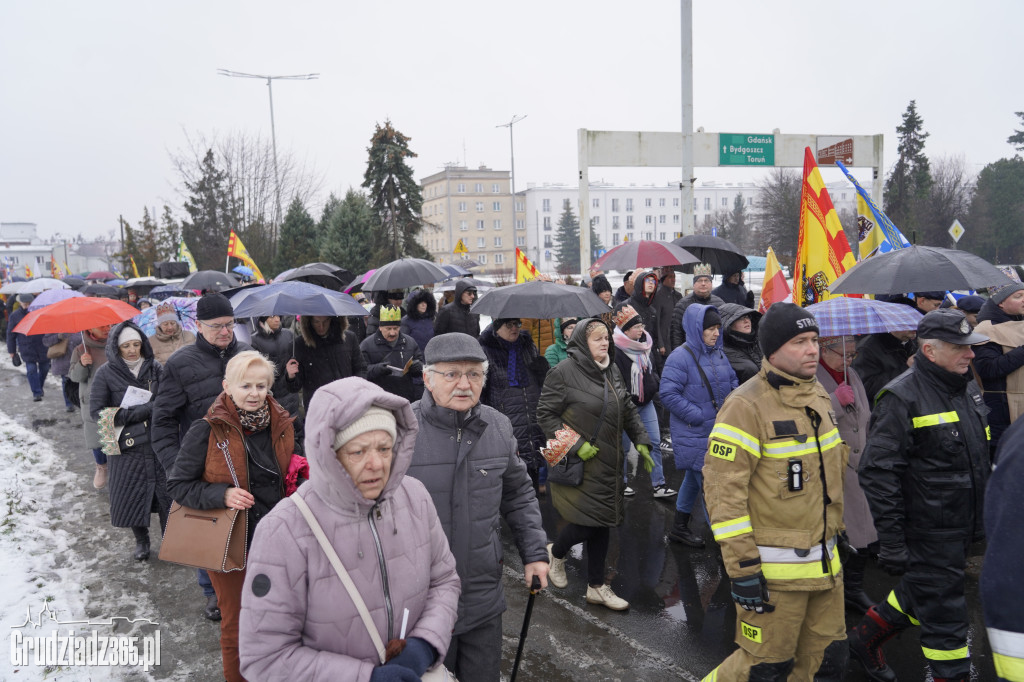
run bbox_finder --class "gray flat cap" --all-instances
[424,333,487,364]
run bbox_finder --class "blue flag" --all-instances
[835,160,911,259]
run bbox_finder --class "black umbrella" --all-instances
[275,264,350,291]
[124,277,166,293]
[304,262,355,286]
[510,576,542,682]
[62,276,86,290]
[470,281,610,319]
[440,263,472,278]
[363,258,449,292]
[671,235,749,275]
[80,283,120,298]
[829,245,1014,295]
[232,281,368,318]
[181,270,239,293]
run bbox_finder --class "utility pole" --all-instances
[680,0,695,236]
[497,115,527,271]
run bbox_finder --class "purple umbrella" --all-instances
[28,288,84,310]
[344,269,377,294]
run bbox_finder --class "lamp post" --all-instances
[216,69,319,251]
[497,115,526,272]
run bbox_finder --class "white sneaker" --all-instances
[652,484,677,499]
[623,486,635,497]
[547,543,568,588]
[586,584,629,611]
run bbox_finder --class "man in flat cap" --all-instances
[407,333,548,681]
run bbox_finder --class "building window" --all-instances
[612,198,619,212]
[659,198,666,207]
[458,201,467,212]
[475,183,483,192]
[493,220,501,230]
[492,183,500,193]
[479,254,487,264]
[460,221,468,231]
[542,198,551,212]
[747,197,754,206]
[693,199,698,209]
[626,198,633,212]
[704,198,711,210]
[626,216,634,228]
[543,217,552,231]
[544,250,552,261]
[626,232,634,242]
[476,201,484,212]
[612,233,620,246]
[659,232,666,241]
[612,216,620,228]
[645,198,652,207]
[659,215,666,224]
[723,197,728,207]
[516,219,525,230]
[515,201,524,212]
[477,220,485,230]
[592,216,599,225]
[494,253,504,264]
[842,192,847,200]
[673,215,679,223]
[457,183,466,193]
[477,237,486,248]
[515,236,526,246]
[544,235,553,248]
[492,201,501,211]
[674,231,683,239]
[494,237,502,247]
[592,198,600,208]
[643,231,652,240]
[645,215,653,225]
[673,198,679,207]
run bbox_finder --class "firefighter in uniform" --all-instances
[850,309,991,682]
[702,303,849,682]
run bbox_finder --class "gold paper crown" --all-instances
[541,425,581,467]
[379,305,402,324]
[613,304,640,329]
[693,263,713,278]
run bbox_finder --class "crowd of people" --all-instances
[3,266,1021,681]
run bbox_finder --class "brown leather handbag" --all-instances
[159,437,248,572]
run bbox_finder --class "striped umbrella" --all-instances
[593,240,699,272]
[805,296,923,337]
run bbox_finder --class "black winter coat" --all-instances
[151,333,252,473]
[89,321,170,528]
[433,280,479,337]
[360,331,424,401]
[615,270,660,352]
[712,280,752,307]
[479,326,549,469]
[536,320,648,527]
[851,332,917,404]
[719,303,763,385]
[401,289,436,351]
[859,351,990,543]
[972,297,1024,450]
[6,307,47,363]
[250,324,301,417]
[670,292,726,350]
[652,282,681,356]
[287,316,366,407]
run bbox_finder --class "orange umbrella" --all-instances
[13,297,141,335]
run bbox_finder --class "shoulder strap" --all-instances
[684,345,719,410]
[291,493,387,664]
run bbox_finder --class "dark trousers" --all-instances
[878,537,971,679]
[25,359,50,397]
[444,614,502,682]
[208,568,247,682]
[552,524,611,586]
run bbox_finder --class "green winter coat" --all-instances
[544,321,570,368]
[537,319,649,527]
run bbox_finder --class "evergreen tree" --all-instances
[181,149,233,270]
[320,188,379,273]
[753,168,802,266]
[319,192,342,231]
[361,120,430,262]
[1008,111,1024,152]
[133,207,161,275]
[967,156,1024,263]
[554,199,581,275]
[114,217,140,276]
[158,205,181,263]
[884,100,932,238]
[726,193,749,251]
[274,197,319,274]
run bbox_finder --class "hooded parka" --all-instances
[432,280,480,338]
[719,303,763,385]
[614,269,660,352]
[287,316,367,408]
[401,288,437,351]
[536,319,649,528]
[670,290,726,350]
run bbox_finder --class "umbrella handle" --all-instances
[529,575,541,595]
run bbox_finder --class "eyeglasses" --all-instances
[428,369,485,383]
[504,321,523,328]
[200,321,236,332]
[824,346,857,360]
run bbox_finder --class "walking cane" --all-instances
[510,575,542,682]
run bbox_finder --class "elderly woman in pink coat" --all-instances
[240,378,460,681]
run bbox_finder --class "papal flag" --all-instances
[758,247,792,314]
[178,240,198,273]
[50,256,61,279]
[25,265,33,278]
[130,256,140,279]
[227,231,265,282]
[515,247,539,284]
[792,147,857,307]
[835,160,911,260]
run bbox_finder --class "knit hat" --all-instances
[196,292,234,321]
[613,305,642,331]
[559,317,580,333]
[692,263,713,281]
[118,327,142,346]
[332,406,397,451]
[424,333,487,364]
[954,295,985,314]
[758,302,819,359]
[989,280,1024,305]
[156,302,178,326]
[703,308,722,330]
[378,304,402,326]
[16,293,34,305]
[623,271,634,285]
[591,275,612,296]
[493,318,521,331]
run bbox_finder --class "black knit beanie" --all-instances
[703,308,722,330]
[758,302,819,359]
[196,292,234,321]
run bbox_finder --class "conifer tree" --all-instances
[274,197,319,273]
[320,188,379,273]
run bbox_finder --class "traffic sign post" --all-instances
[948,219,965,248]
[454,238,468,255]
[719,133,775,166]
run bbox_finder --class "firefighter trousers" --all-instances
[702,579,845,682]
[877,537,972,679]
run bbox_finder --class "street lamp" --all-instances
[497,115,526,271]
[217,69,319,250]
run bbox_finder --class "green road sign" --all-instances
[719,133,775,166]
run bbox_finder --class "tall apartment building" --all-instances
[419,165,522,275]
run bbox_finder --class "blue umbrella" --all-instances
[805,296,923,337]
[441,263,472,278]
[28,288,84,310]
[106,278,127,287]
[231,281,369,319]
[232,265,255,278]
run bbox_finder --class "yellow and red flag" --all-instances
[227,231,265,282]
[25,265,33,278]
[63,261,73,276]
[515,247,539,284]
[792,147,857,306]
[758,247,792,314]
[50,256,61,279]
[130,256,140,279]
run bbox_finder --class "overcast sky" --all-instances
[2,0,1020,241]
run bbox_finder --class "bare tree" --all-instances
[917,155,975,247]
[752,168,802,267]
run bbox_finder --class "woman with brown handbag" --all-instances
[166,350,295,682]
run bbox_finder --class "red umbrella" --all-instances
[592,240,699,272]
[86,270,119,281]
[13,297,142,335]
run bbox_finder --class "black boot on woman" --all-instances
[131,527,150,561]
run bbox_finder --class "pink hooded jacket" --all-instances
[239,378,460,681]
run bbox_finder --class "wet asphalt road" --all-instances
[2,361,998,681]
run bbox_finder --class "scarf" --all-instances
[612,327,653,402]
[234,399,271,433]
[497,335,527,388]
[124,356,145,378]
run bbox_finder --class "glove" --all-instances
[385,637,436,676]
[835,383,856,407]
[369,666,419,682]
[577,442,599,461]
[877,541,908,576]
[367,363,389,380]
[113,409,128,427]
[730,571,774,613]
[408,361,423,376]
[636,444,654,473]
[11,353,22,367]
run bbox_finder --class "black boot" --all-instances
[667,511,705,548]
[848,605,901,682]
[204,594,222,621]
[843,552,876,614]
[814,639,850,682]
[749,659,794,682]
[131,527,150,561]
